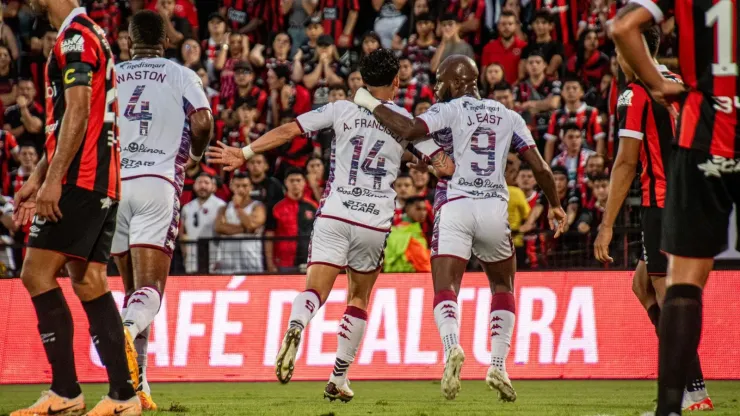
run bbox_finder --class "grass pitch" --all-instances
[1,381,739,416]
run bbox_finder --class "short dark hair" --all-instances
[561,74,584,89]
[534,10,553,23]
[233,171,251,181]
[396,172,412,181]
[500,10,518,21]
[551,165,568,177]
[590,173,610,182]
[493,81,513,93]
[404,196,426,209]
[527,50,546,61]
[519,163,532,172]
[285,167,305,179]
[329,85,347,94]
[130,10,166,46]
[643,26,661,57]
[413,98,433,111]
[188,63,206,73]
[272,64,292,82]
[562,122,582,135]
[360,48,400,87]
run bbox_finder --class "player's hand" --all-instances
[548,206,567,238]
[206,141,247,172]
[12,180,39,226]
[594,224,614,263]
[36,179,63,223]
[650,79,688,116]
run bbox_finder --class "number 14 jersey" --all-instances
[296,100,442,231]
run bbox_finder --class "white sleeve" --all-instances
[182,68,211,116]
[417,102,455,134]
[296,102,335,133]
[410,137,444,161]
[508,109,537,155]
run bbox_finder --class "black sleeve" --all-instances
[3,108,19,127]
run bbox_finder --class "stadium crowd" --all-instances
[0,0,672,276]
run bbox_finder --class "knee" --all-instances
[72,265,110,301]
[20,259,55,296]
[631,274,645,299]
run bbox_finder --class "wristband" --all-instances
[189,148,203,162]
[242,145,256,161]
[353,88,382,112]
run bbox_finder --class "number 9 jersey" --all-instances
[296,100,442,231]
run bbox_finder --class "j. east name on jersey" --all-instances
[116,61,168,84]
[462,102,504,126]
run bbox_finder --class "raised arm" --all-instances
[353,88,430,141]
[207,122,302,171]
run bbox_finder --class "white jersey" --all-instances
[418,96,536,203]
[116,58,211,191]
[296,100,442,230]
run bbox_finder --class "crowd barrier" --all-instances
[1,271,739,384]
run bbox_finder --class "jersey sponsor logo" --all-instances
[617,90,633,107]
[336,186,389,199]
[457,178,506,189]
[121,158,155,169]
[61,34,85,54]
[46,84,58,99]
[323,6,338,19]
[342,200,380,215]
[124,142,165,155]
[696,156,740,178]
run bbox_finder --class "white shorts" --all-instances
[308,216,389,273]
[111,176,180,257]
[432,197,513,263]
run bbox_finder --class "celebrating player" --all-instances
[11,1,141,415]
[353,55,566,401]
[594,26,713,411]
[612,1,739,415]
[207,48,453,401]
[111,10,214,410]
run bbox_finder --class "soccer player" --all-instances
[12,1,140,415]
[353,54,567,401]
[207,49,453,401]
[594,26,713,412]
[612,2,740,415]
[111,10,213,410]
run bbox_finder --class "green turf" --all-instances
[1,381,738,416]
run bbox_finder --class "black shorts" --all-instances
[662,148,740,258]
[640,206,667,276]
[27,185,118,264]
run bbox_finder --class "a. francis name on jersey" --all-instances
[46,8,120,200]
[633,0,740,158]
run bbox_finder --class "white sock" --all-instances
[433,290,460,360]
[135,326,151,394]
[287,289,321,330]
[123,287,161,338]
[490,292,516,372]
[329,306,367,386]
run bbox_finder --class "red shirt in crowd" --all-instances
[481,37,527,85]
[0,130,18,195]
[271,197,318,268]
[319,0,360,44]
[147,0,199,33]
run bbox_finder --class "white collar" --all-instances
[57,7,87,38]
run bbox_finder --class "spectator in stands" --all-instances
[431,13,474,73]
[0,194,17,276]
[214,173,266,273]
[283,1,317,54]
[384,196,431,272]
[408,166,434,234]
[373,0,408,49]
[519,10,564,80]
[147,0,199,33]
[87,0,121,45]
[181,162,221,205]
[551,123,596,192]
[192,64,221,119]
[223,61,267,121]
[482,10,526,86]
[576,173,609,235]
[114,28,131,62]
[413,99,432,116]
[0,45,16,108]
[521,165,580,235]
[506,153,530,268]
[402,13,437,86]
[567,29,610,93]
[274,111,319,180]
[180,173,226,273]
[203,13,229,84]
[299,14,324,66]
[319,0,359,50]
[537,0,579,57]
[157,0,192,59]
[221,99,265,147]
[481,63,505,98]
[303,34,350,109]
[304,156,325,203]
[179,38,203,67]
[395,56,435,113]
[220,0,265,45]
[23,28,56,104]
[0,129,18,195]
[217,33,251,101]
[577,0,609,46]
[4,79,43,154]
[352,31,382,68]
[247,153,285,227]
[267,64,312,125]
[393,173,416,225]
[250,32,304,83]
[585,153,606,177]
[515,51,561,141]
[8,144,37,198]
[517,164,539,208]
[329,85,347,102]
[544,76,605,163]
[492,82,515,110]
[445,0,486,53]
[347,70,364,98]
[392,0,429,50]
[0,12,17,62]
[266,168,318,272]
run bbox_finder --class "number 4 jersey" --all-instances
[115,57,211,191]
[45,8,120,200]
[296,100,443,231]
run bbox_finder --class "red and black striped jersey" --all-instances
[403,40,437,86]
[221,0,267,45]
[445,0,486,48]
[617,67,681,208]
[633,0,740,157]
[85,0,120,44]
[545,103,605,149]
[319,0,360,43]
[0,130,18,195]
[394,80,435,113]
[45,8,120,200]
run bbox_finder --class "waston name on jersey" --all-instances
[117,61,168,84]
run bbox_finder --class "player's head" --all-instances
[516,164,535,192]
[18,78,37,102]
[434,54,479,102]
[551,165,569,193]
[409,165,429,190]
[129,10,169,54]
[492,82,514,110]
[562,123,583,153]
[230,172,253,198]
[526,51,546,78]
[590,173,610,202]
[194,172,216,199]
[348,70,364,94]
[497,10,518,40]
[329,85,347,102]
[398,57,414,82]
[247,153,269,178]
[532,9,553,37]
[19,144,39,170]
[413,99,432,115]
[616,25,661,80]
[561,75,584,104]
[359,48,400,99]
[404,196,428,224]
[394,173,415,200]
[586,154,606,177]
[284,168,306,199]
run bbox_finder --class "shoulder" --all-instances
[301,198,319,209]
[618,83,647,108]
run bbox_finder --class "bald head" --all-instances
[434,55,480,102]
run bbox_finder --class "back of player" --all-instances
[418,95,536,264]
